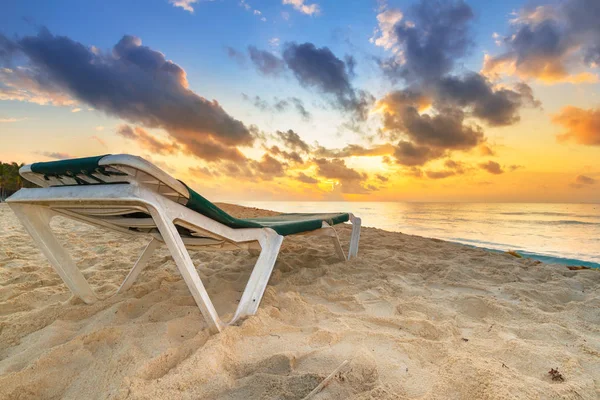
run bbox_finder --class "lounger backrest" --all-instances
[20,154,261,229]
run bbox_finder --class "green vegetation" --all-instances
[0,162,36,201]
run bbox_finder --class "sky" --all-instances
[0,0,599,203]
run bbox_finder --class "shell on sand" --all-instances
[0,203,599,399]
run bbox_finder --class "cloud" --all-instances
[3,29,252,162]
[282,42,373,120]
[0,117,26,122]
[274,97,312,120]
[269,38,280,48]
[479,144,495,156]
[434,74,540,126]
[423,159,467,179]
[225,46,247,66]
[553,106,600,146]
[375,0,474,83]
[576,175,596,184]
[116,124,180,155]
[168,0,199,13]
[372,1,537,167]
[313,157,371,193]
[425,169,456,179]
[37,151,73,160]
[382,102,484,150]
[314,143,395,158]
[243,41,372,120]
[376,174,389,182]
[282,0,320,16]
[252,154,286,180]
[370,9,404,52]
[479,160,504,174]
[243,94,312,120]
[570,174,597,189]
[248,46,286,76]
[295,172,318,184]
[266,145,304,164]
[482,0,600,84]
[275,129,311,153]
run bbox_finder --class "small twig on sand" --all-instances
[302,360,349,400]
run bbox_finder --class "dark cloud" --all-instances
[244,94,312,120]
[570,174,598,189]
[266,145,304,164]
[242,41,372,120]
[424,159,467,179]
[4,29,253,162]
[553,106,600,146]
[0,33,19,66]
[376,174,389,182]
[242,93,269,111]
[282,42,373,120]
[252,154,286,179]
[313,157,371,193]
[434,74,540,126]
[382,102,484,150]
[282,97,312,120]
[378,0,474,83]
[479,160,504,174]
[313,143,394,158]
[425,169,456,179]
[393,141,444,166]
[116,124,180,155]
[275,129,311,153]
[295,172,318,184]
[575,175,596,185]
[483,0,600,83]
[248,46,286,76]
[225,46,247,66]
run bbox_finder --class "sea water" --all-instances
[237,202,600,268]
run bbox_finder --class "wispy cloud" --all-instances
[282,0,320,16]
[36,151,73,160]
[169,0,199,13]
[0,117,26,123]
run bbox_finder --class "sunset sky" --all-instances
[1,0,599,202]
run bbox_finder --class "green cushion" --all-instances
[244,213,350,236]
[31,155,109,176]
[28,155,351,236]
[185,185,349,235]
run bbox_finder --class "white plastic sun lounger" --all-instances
[6,154,361,333]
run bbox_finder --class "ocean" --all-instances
[238,202,600,269]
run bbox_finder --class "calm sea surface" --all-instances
[237,202,600,268]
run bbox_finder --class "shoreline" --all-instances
[452,242,600,270]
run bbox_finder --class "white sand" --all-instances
[0,202,598,399]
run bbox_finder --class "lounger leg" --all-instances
[348,215,362,259]
[8,203,97,304]
[148,207,223,333]
[117,238,160,293]
[230,231,283,324]
[330,229,347,261]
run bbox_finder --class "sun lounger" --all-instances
[6,154,361,333]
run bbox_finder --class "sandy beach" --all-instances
[0,202,598,399]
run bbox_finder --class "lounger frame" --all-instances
[7,182,361,333]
